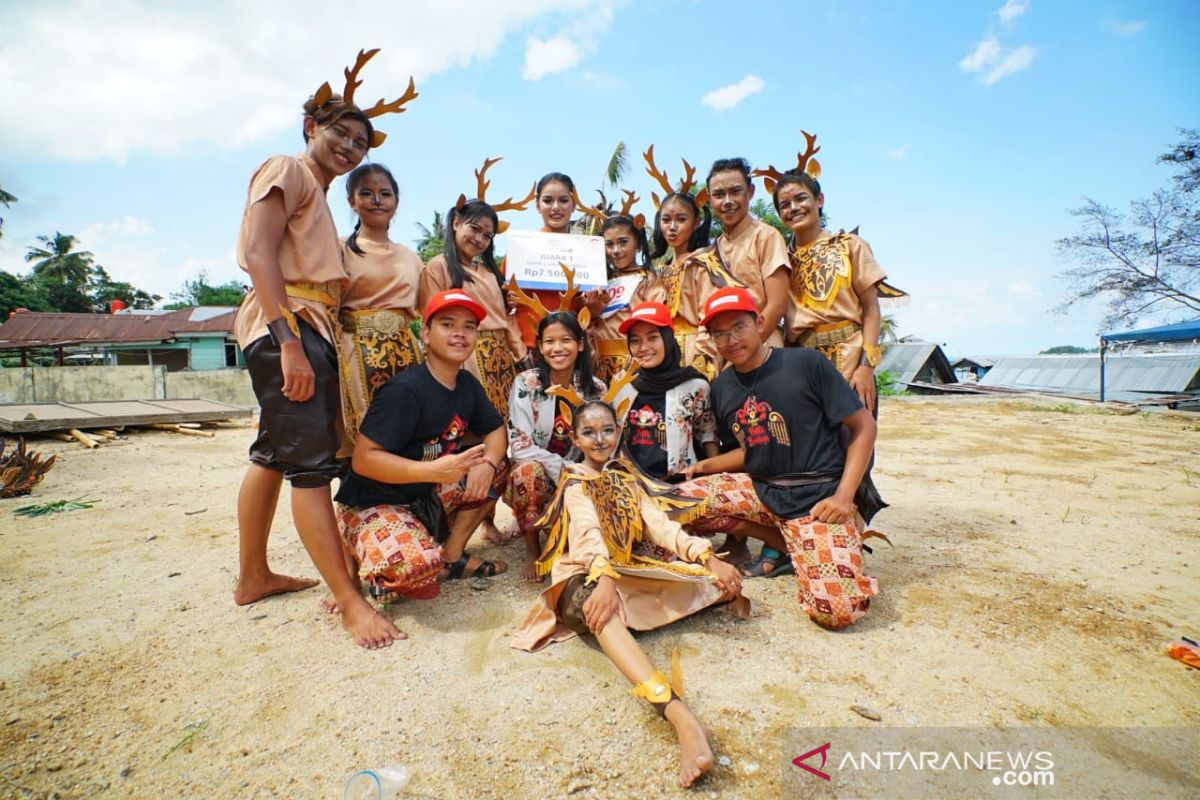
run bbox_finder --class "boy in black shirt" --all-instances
[335,290,509,633]
[684,287,881,629]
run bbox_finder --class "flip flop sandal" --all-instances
[443,551,500,581]
[741,547,795,578]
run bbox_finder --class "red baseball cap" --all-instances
[618,302,673,335]
[701,287,758,327]
[423,289,487,324]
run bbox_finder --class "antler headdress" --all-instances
[643,145,708,210]
[507,262,586,329]
[546,361,640,427]
[311,49,419,148]
[751,130,822,193]
[455,157,536,234]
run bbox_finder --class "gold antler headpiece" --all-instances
[312,49,418,148]
[507,262,586,325]
[643,145,708,210]
[751,130,822,193]
[454,157,536,234]
[547,361,640,428]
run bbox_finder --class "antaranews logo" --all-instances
[791,742,832,781]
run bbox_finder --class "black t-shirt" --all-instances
[622,391,669,479]
[710,347,862,518]
[335,364,504,508]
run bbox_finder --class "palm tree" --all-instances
[0,184,15,240]
[578,141,629,235]
[414,211,445,262]
[24,232,96,312]
[880,314,899,345]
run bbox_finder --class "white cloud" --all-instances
[521,36,581,80]
[81,216,155,241]
[701,74,765,112]
[982,45,1036,85]
[1105,19,1146,35]
[886,144,908,160]
[0,0,621,162]
[960,36,1036,86]
[959,36,1002,72]
[997,0,1030,25]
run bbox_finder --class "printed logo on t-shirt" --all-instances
[627,404,666,449]
[421,414,468,461]
[731,396,791,448]
[548,413,573,457]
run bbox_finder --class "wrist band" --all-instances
[267,317,299,345]
[483,459,499,473]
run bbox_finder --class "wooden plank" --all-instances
[0,398,252,433]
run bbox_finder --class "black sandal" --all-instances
[741,547,795,578]
[443,551,500,580]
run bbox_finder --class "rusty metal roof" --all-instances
[0,307,238,347]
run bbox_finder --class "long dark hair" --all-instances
[772,171,827,223]
[601,215,652,279]
[344,163,398,256]
[443,199,507,309]
[650,192,712,260]
[534,311,598,396]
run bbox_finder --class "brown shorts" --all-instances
[556,574,597,636]
[243,318,341,488]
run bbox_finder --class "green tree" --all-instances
[750,198,789,237]
[1039,345,1097,354]
[24,232,95,312]
[415,210,445,262]
[90,265,160,310]
[165,270,245,308]
[1056,129,1200,328]
[0,270,48,320]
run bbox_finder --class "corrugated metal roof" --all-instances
[979,353,1200,400]
[877,342,956,385]
[0,308,238,347]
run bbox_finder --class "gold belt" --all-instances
[799,320,860,349]
[339,309,416,335]
[594,338,629,357]
[285,281,340,307]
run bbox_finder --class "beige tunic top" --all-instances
[785,232,887,380]
[419,255,527,360]
[714,216,790,307]
[340,238,423,314]
[234,154,348,348]
[589,268,654,341]
[511,466,722,652]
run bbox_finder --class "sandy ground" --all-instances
[0,396,1197,799]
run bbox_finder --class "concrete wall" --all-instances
[165,369,255,406]
[0,365,254,406]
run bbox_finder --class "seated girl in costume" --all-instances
[584,211,656,384]
[338,163,426,447]
[504,310,605,582]
[611,302,718,481]
[512,399,745,789]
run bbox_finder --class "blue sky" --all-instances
[1,0,1196,357]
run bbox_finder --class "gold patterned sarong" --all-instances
[797,320,860,377]
[472,330,518,417]
[339,309,423,446]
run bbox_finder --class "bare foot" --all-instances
[340,596,406,649]
[520,559,545,584]
[480,518,507,545]
[665,701,713,788]
[319,593,340,614]
[717,536,753,570]
[233,572,318,605]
